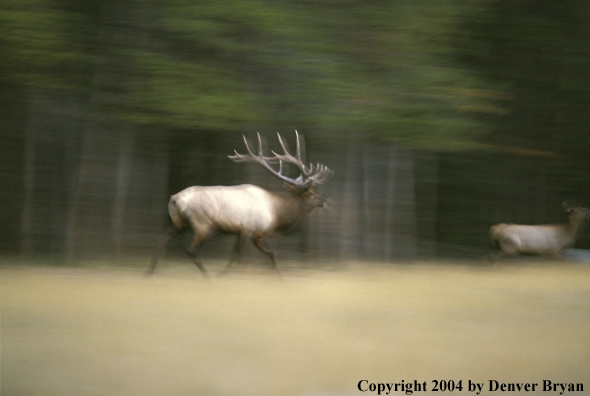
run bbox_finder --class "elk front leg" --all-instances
[252,236,279,271]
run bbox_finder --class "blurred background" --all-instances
[2,0,590,265]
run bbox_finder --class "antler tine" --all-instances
[244,135,256,157]
[276,132,288,156]
[274,131,333,186]
[257,133,265,156]
[278,159,284,175]
[295,130,313,175]
[272,131,314,176]
[295,129,302,162]
[228,135,254,162]
[306,161,334,185]
[316,171,333,185]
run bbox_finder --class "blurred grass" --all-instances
[2,260,590,396]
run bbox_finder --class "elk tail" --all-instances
[168,195,188,230]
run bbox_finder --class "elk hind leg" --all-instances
[146,227,182,276]
[491,239,519,267]
[490,251,506,267]
[184,236,209,277]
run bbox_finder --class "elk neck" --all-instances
[566,210,589,236]
[270,190,320,231]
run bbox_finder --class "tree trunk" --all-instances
[20,91,38,257]
[338,142,361,262]
[112,129,137,261]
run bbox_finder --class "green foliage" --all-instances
[0,0,84,89]
[123,53,264,129]
[457,0,590,159]
[295,0,498,149]
[10,0,584,152]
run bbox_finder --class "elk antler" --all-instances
[229,131,333,190]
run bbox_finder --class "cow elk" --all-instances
[146,131,333,276]
[489,202,590,264]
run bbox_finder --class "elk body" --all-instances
[146,132,332,276]
[489,203,590,263]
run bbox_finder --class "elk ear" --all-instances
[282,182,311,196]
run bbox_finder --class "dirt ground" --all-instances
[2,260,590,396]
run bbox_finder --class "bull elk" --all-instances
[146,131,333,276]
[489,202,590,263]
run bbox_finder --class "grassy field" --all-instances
[2,260,590,396]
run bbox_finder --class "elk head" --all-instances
[563,202,590,224]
